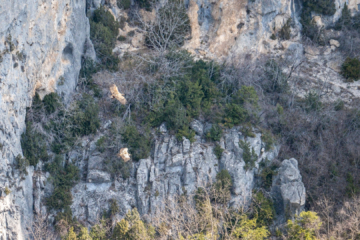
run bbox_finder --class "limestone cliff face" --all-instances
[68,123,284,225]
[0,0,93,238]
[184,0,302,59]
[0,0,357,239]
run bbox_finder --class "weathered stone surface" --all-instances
[70,127,286,225]
[190,119,204,135]
[87,170,111,183]
[271,158,306,224]
[330,39,340,48]
[0,0,93,238]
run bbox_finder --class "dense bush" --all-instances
[21,121,48,166]
[259,162,278,190]
[90,7,120,70]
[43,92,61,114]
[206,124,223,142]
[286,211,322,240]
[45,155,79,211]
[15,154,29,175]
[72,94,101,136]
[112,208,155,240]
[304,91,322,112]
[176,126,196,143]
[279,18,291,40]
[303,0,336,16]
[224,86,258,128]
[261,130,274,151]
[335,3,352,30]
[213,144,224,160]
[239,141,258,170]
[117,0,131,9]
[121,125,151,161]
[341,57,360,81]
[251,191,275,227]
[136,0,152,11]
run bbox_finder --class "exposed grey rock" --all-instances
[271,158,306,224]
[70,127,288,224]
[159,123,167,133]
[0,0,94,237]
[87,170,111,183]
[190,120,204,135]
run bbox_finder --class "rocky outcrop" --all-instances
[0,0,94,238]
[184,0,303,60]
[69,124,282,225]
[271,158,306,224]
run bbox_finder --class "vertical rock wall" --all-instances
[0,0,93,238]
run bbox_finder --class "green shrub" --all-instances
[176,126,196,143]
[259,163,278,190]
[214,144,224,160]
[45,155,79,211]
[242,123,256,138]
[43,92,61,114]
[224,103,247,128]
[109,199,119,216]
[224,86,259,128]
[335,3,352,30]
[117,0,131,9]
[71,94,100,136]
[21,122,49,166]
[122,125,151,161]
[279,18,291,40]
[341,57,360,81]
[15,154,29,175]
[239,141,258,171]
[345,173,360,197]
[4,187,11,196]
[117,35,127,41]
[251,191,275,227]
[216,169,232,187]
[300,0,335,43]
[104,156,132,179]
[112,208,155,240]
[127,30,135,37]
[233,85,259,107]
[90,7,120,70]
[286,211,322,240]
[261,130,274,151]
[304,91,322,112]
[206,124,222,142]
[178,80,204,118]
[214,169,232,204]
[303,0,335,16]
[137,0,152,11]
[96,136,106,153]
[148,93,189,132]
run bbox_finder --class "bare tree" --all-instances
[27,214,58,240]
[135,0,191,53]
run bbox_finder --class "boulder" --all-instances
[271,158,306,223]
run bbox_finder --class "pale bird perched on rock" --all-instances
[110,84,127,105]
[117,148,131,162]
